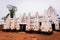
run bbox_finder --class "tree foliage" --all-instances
[7,4,17,18]
[1,5,17,22]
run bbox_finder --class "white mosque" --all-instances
[3,6,60,33]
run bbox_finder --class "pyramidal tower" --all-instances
[47,6,59,30]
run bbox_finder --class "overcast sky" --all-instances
[0,0,60,21]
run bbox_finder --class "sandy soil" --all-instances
[0,31,60,40]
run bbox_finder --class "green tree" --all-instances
[1,13,9,22]
[1,5,17,22]
[7,5,17,18]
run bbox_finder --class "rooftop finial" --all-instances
[48,6,55,13]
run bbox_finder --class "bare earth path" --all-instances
[0,31,60,40]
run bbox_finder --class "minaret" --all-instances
[34,12,39,31]
[21,13,26,24]
[47,6,58,22]
[26,12,31,31]
[3,15,11,31]
[10,16,16,30]
[28,12,31,26]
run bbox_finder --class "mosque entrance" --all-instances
[51,23,55,31]
[20,24,26,31]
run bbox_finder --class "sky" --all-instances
[0,0,60,21]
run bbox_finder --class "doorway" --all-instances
[59,23,60,29]
[19,24,26,31]
[39,22,42,27]
[51,23,55,31]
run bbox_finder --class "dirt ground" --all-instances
[0,31,60,40]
